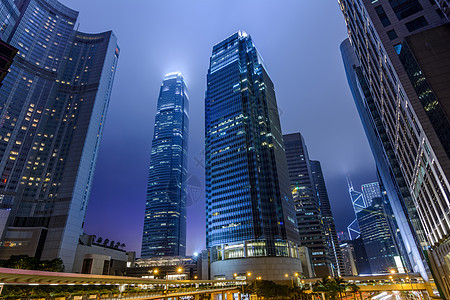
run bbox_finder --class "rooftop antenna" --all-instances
[346,174,354,191]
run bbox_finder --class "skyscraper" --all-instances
[347,178,362,240]
[361,182,382,207]
[0,0,119,271]
[284,133,331,277]
[141,72,188,258]
[340,37,428,279]
[339,0,450,289]
[357,196,400,274]
[310,160,344,277]
[205,31,302,280]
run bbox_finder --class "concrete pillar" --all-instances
[243,241,248,258]
[222,291,226,300]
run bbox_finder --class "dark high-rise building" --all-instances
[205,31,303,281]
[357,196,400,274]
[0,0,119,271]
[340,0,450,292]
[141,72,188,258]
[310,160,344,277]
[284,133,331,277]
[351,237,372,275]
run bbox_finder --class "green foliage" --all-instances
[0,285,119,299]
[0,255,64,272]
[312,276,349,300]
[244,280,310,300]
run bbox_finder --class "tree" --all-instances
[114,241,120,249]
[0,255,64,272]
[244,280,290,299]
[96,237,103,244]
[331,277,347,299]
[346,284,360,300]
[103,238,109,246]
[313,277,331,300]
[120,243,126,250]
[110,240,115,248]
[39,258,65,272]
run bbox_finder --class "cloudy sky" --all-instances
[59,0,377,256]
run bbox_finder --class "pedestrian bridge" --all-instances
[0,268,439,299]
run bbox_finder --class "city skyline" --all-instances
[56,0,379,256]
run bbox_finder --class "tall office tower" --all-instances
[205,31,303,281]
[361,182,381,207]
[0,0,119,271]
[339,0,450,289]
[357,197,400,274]
[141,73,188,258]
[284,133,331,277]
[347,178,362,240]
[339,242,358,276]
[310,160,344,277]
[341,37,428,279]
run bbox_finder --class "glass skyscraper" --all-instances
[205,31,302,280]
[284,133,331,277]
[0,0,119,271]
[357,185,400,274]
[310,160,344,277]
[141,73,188,258]
[340,37,428,279]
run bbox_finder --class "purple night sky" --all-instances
[59,0,378,257]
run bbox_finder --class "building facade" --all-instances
[284,133,331,278]
[205,31,303,281]
[347,179,363,240]
[0,0,119,271]
[361,182,381,207]
[339,0,450,293]
[126,256,198,280]
[340,36,428,279]
[141,73,189,258]
[357,196,400,274]
[310,160,344,277]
